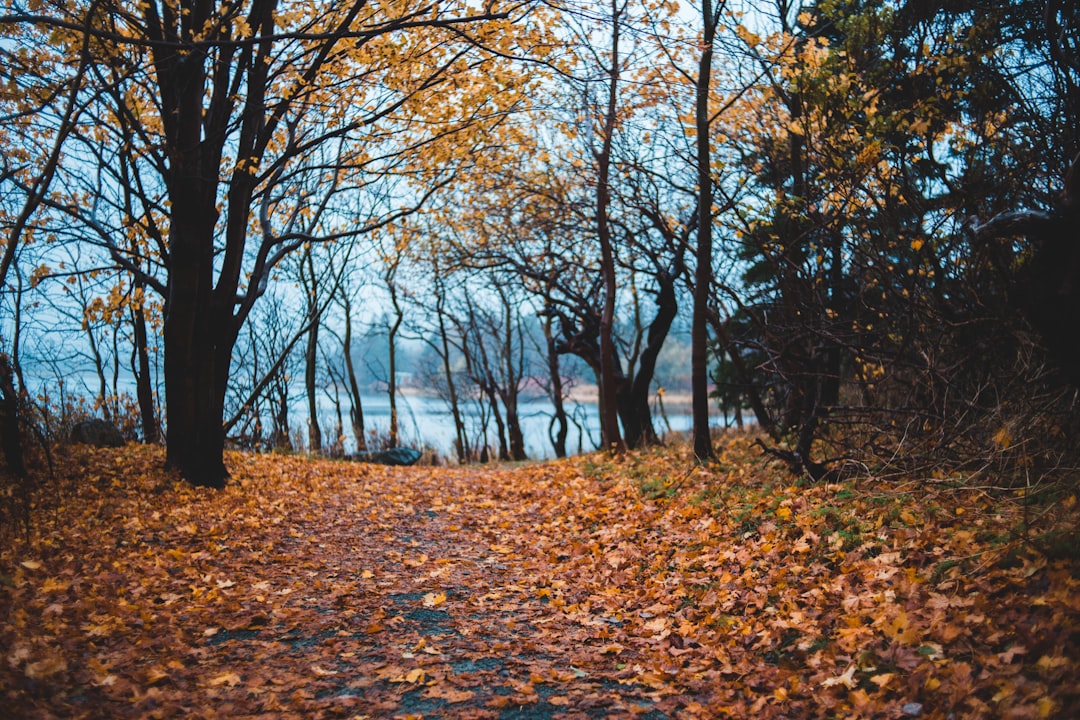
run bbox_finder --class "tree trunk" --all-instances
[341,295,367,452]
[131,281,159,444]
[387,285,403,448]
[152,0,231,488]
[473,329,509,461]
[163,246,231,488]
[596,0,626,454]
[303,247,322,453]
[499,289,527,461]
[623,269,679,448]
[160,98,233,486]
[438,300,468,462]
[272,373,291,450]
[305,320,321,453]
[543,311,568,458]
[692,0,718,461]
[0,353,26,478]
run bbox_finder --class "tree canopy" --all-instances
[1,0,1078,485]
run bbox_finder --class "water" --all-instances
[55,369,722,460]
[317,393,706,460]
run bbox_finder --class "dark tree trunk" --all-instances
[132,281,159,444]
[163,249,232,489]
[272,373,291,451]
[487,382,509,462]
[595,0,626,454]
[152,0,231,488]
[437,296,468,462]
[504,400,526,461]
[692,0,718,461]
[543,312,568,458]
[973,151,1080,385]
[305,320,321,453]
[303,247,322,453]
[341,295,367,452]
[498,289,527,461]
[160,48,231,485]
[476,347,509,461]
[620,269,678,449]
[0,354,26,478]
[387,286,403,448]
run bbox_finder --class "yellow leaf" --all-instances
[1036,655,1070,672]
[209,671,242,687]
[41,577,68,593]
[20,560,41,570]
[423,591,447,608]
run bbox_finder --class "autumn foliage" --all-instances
[2,434,1078,718]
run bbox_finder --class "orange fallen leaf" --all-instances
[423,591,446,607]
[423,684,475,703]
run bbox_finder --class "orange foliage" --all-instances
[2,435,1078,718]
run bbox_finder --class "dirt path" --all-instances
[233,463,666,718]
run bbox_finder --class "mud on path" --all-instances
[2,448,673,719]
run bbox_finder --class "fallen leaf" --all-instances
[208,672,242,687]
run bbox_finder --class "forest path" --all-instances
[242,459,669,719]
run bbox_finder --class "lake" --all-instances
[320,392,715,460]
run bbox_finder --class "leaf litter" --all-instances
[1,433,1078,718]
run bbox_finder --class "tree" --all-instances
[690,0,724,460]
[4,0,536,485]
[707,0,1080,478]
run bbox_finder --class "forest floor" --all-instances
[2,433,1079,719]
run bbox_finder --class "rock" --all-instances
[348,447,422,466]
[69,418,126,448]
[902,702,923,717]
